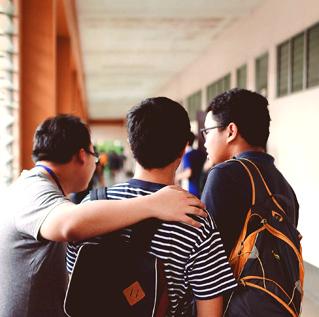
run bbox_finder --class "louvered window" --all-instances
[277,42,289,96]
[276,21,319,97]
[307,23,319,88]
[187,90,202,121]
[255,53,268,96]
[291,33,304,92]
[223,74,231,91]
[206,73,231,103]
[236,64,247,89]
[0,0,19,188]
[206,82,217,103]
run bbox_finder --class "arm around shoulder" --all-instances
[40,185,206,242]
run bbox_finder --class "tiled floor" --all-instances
[302,262,319,317]
[302,296,319,317]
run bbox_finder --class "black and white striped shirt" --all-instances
[66,179,237,315]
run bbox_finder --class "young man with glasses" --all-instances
[70,146,104,204]
[0,114,206,317]
[201,89,299,316]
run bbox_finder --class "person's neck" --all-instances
[35,161,74,195]
[133,162,176,186]
[231,144,265,158]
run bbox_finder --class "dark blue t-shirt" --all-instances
[201,151,299,257]
[182,149,206,198]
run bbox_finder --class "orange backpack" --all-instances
[226,158,303,317]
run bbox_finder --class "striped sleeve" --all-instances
[66,242,80,274]
[187,214,237,299]
[66,193,92,274]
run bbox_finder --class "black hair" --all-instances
[127,97,191,169]
[32,114,91,164]
[206,88,270,148]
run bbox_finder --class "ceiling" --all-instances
[76,0,264,120]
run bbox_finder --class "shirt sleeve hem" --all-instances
[34,198,71,241]
[193,282,238,300]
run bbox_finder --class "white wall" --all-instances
[269,89,319,267]
[158,0,319,267]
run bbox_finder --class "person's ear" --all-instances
[76,148,86,164]
[226,122,238,143]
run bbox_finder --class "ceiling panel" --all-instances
[76,0,264,119]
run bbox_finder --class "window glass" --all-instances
[291,33,304,92]
[236,64,247,89]
[255,53,268,97]
[187,90,202,121]
[277,42,289,96]
[0,0,19,188]
[307,23,319,88]
[206,73,231,103]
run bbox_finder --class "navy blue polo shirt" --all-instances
[201,151,299,257]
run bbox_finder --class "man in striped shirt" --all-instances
[67,97,237,316]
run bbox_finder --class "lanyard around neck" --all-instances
[36,164,65,196]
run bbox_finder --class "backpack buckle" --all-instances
[272,211,283,222]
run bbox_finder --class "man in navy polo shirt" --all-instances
[201,89,299,316]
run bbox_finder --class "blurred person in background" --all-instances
[175,132,206,198]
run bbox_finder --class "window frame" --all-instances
[0,0,19,188]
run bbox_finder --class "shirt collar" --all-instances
[128,178,167,191]
[233,151,274,164]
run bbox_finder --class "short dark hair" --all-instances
[206,88,270,148]
[32,114,91,164]
[127,97,191,169]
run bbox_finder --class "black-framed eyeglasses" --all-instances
[84,149,100,163]
[200,126,224,140]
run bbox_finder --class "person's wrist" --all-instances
[142,193,159,219]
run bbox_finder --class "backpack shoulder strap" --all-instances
[89,186,159,252]
[90,187,108,201]
[227,158,285,213]
[227,158,256,206]
[239,158,285,213]
[130,219,161,253]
